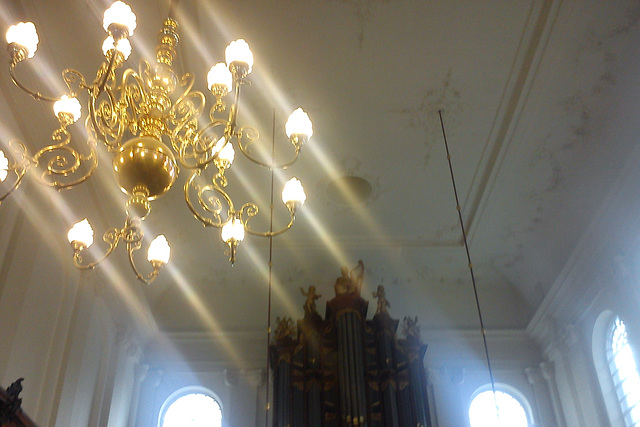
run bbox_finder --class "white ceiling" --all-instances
[2,0,640,367]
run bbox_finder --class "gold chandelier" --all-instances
[3,1,312,282]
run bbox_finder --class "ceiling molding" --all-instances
[466,0,563,244]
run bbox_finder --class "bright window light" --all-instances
[161,393,222,427]
[469,390,528,427]
[608,316,640,426]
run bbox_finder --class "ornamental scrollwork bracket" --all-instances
[0,378,24,424]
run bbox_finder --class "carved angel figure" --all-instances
[334,260,365,295]
[300,285,321,315]
[372,285,390,315]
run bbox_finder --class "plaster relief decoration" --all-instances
[329,0,403,48]
[270,261,431,426]
[390,71,462,169]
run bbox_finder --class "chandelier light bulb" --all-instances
[214,137,235,165]
[6,22,39,58]
[147,234,170,264]
[221,217,245,243]
[53,95,82,123]
[103,1,137,37]
[0,150,8,182]
[207,62,233,92]
[102,36,132,59]
[285,108,313,139]
[225,39,254,74]
[68,219,94,248]
[282,177,306,206]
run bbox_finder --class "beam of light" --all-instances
[161,262,247,367]
[241,238,299,319]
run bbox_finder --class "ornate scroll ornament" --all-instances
[274,317,296,342]
[0,378,24,424]
[402,316,421,341]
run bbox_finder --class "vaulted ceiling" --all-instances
[2,0,640,367]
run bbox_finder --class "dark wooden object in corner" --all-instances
[0,379,38,427]
[271,263,431,427]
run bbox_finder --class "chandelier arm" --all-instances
[62,69,90,94]
[8,62,62,103]
[243,215,295,238]
[72,227,122,270]
[236,137,301,170]
[122,217,162,283]
[190,119,227,158]
[181,81,243,169]
[174,72,196,103]
[240,203,296,238]
[226,77,243,136]
[93,47,121,95]
[178,120,226,170]
[88,68,142,151]
[169,89,206,157]
[119,69,147,138]
[184,170,234,228]
[126,240,161,284]
[88,87,117,150]
[32,125,98,190]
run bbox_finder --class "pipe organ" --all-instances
[271,263,431,427]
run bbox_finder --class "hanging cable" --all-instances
[438,110,499,411]
[264,110,277,427]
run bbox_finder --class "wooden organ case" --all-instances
[270,263,431,427]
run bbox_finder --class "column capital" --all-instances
[539,361,554,382]
[525,366,540,385]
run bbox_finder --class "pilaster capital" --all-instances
[525,366,540,385]
[135,363,150,383]
[539,361,554,382]
[558,324,578,348]
[426,367,464,385]
[224,369,238,387]
[147,368,163,388]
[244,368,265,388]
[115,322,142,359]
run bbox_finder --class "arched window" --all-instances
[594,311,640,426]
[469,384,533,427]
[606,315,640,426]
[158,387,222,427]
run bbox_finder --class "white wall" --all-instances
[424,330,554,426]
[0,184,148,427]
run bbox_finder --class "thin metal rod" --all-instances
[265,111,277,427]
[438,110,498,406]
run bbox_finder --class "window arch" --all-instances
[468,383,533,427]
[603,313,640,426]
[158,386,222,427]
[594,311,640,426]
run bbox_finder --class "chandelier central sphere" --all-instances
[113,137,178,201]
[3,1,313,281]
